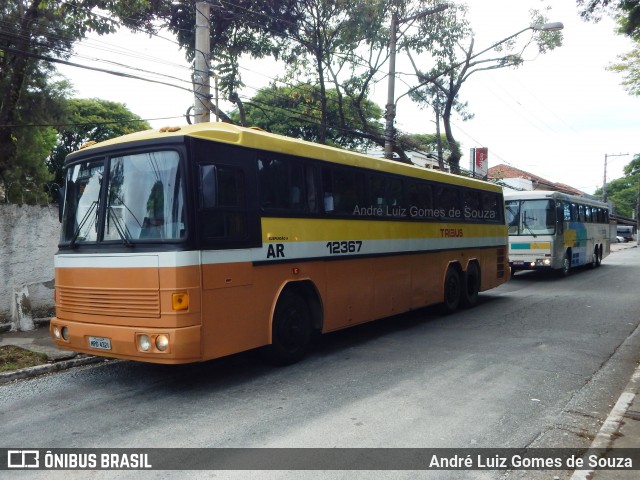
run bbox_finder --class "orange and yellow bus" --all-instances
[50,123,509,364]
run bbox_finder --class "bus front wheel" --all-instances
[266,291,312,365]
[560,252,571,277]
[441,266,462,314]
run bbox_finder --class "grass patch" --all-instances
[0,345,48,373]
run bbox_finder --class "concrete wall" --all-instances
[0,204,59,326]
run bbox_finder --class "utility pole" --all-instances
[383,11,399,160]
[193,1,211,124]
[603,153,629,202]
[384,4,449,160]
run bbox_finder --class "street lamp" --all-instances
[384,19,564,160]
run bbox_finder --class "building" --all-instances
[488,163,585,195]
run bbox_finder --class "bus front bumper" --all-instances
[49,318,202,364]
[509,257,554,271]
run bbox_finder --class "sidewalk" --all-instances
[0,321,106,385]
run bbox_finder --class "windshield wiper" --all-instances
[68,201,98,248]
[107,206,134,247]
[522,215,538,238]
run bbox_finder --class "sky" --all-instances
[56,0,640,195]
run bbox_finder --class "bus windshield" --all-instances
[506,199,556,236]
[61,151,185,244]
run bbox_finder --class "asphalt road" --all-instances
[2,247,640,480]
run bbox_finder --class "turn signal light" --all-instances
[172,292,189,311]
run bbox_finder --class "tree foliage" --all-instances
[595,153,640,217]
[398,132,457,162]
[578,1,640,95]
[406,4,563,173]
[577,1,640,39]
[48,99,150,189]
[0,0,159,198]
[3,0,570,190]
[231,83,382,150]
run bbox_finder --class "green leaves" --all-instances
[48,99,150,189]
[233,83,382,150]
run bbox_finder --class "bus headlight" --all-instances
[138,334,151,352]
[61,326,69,340]
[53,326,61,339]
[155,335,169,352]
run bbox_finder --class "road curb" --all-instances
[0,355,107,386]
[570,362,640,479]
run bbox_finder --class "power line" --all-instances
[0,45,193,94]
[0,115,185,129]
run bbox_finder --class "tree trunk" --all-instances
[435,107,445,170]
[0,0,42,183]
[442,103,460,173]
[316,50,328,144]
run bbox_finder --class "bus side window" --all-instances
[200,165,217,208]
[199,164,248,240]
[258,157,288,209]
[305,165,318,213]
[322,167,334,212]
[570,203,578,221]
[322,166,365,215]
[409,182,433,211]
[578,205,586,222]
[434,185,461,221]
[556,201,564,233]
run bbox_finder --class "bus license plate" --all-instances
[88,336,111,350]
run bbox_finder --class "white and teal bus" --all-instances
[505,190,610,276]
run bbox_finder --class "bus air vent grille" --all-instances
[57,287,160,318]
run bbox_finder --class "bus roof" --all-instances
[504,190,608,208]
[68,122,502,193]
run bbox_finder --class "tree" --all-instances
[398,132,458,165]
[608,47,640,95]
[595,153,640,217]
[146,1,302,123]
[0,0,159,195]
[577,1,640,95]
[577,1,640,39]
[406,4,563,173]
[48,99,150,188]
[231,83,383,150]
[277,0,389,145]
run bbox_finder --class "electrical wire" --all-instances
[0,45,194,93]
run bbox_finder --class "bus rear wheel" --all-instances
[461,262,480,308]
[266,291,312,365]
[441,266,462,314]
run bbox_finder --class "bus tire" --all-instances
[266,291,312,365]
[590,249,598,269]
[595,245,602,267]
[461,262,480,308]
[559,251,571,277]
[441,265,462,314]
